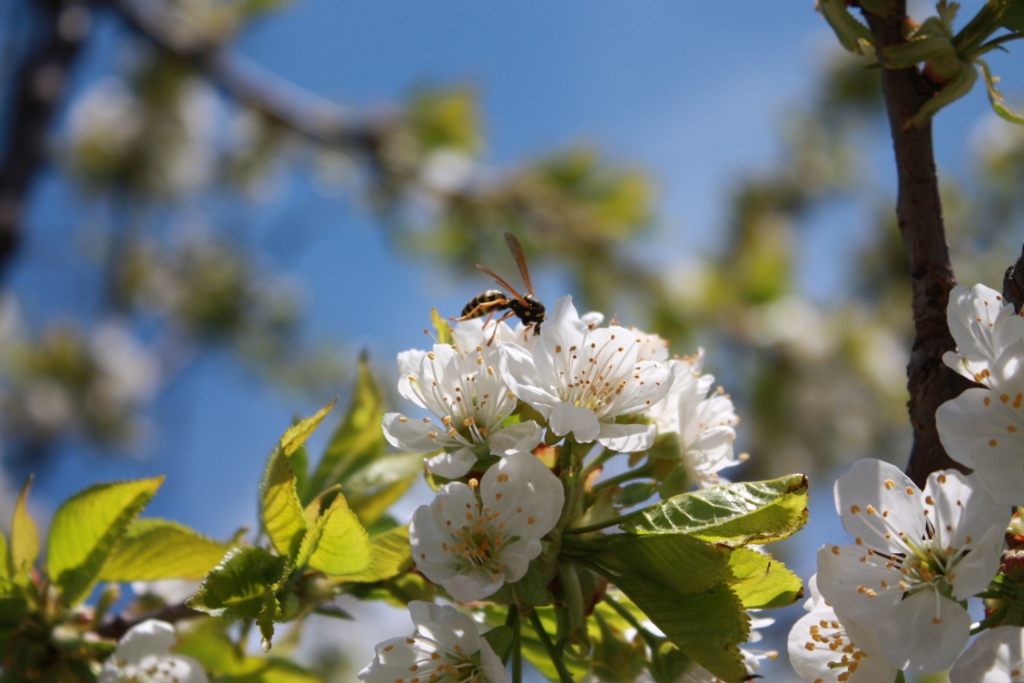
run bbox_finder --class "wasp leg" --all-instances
[450,298,507,323]
[486,311,517,345]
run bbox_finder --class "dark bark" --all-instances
[0,0,93,285]
[1003,244,1024,312]
[862,3,973,487]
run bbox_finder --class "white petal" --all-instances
[596,422,655,453]
[479,636,513,683]
[833,459,927,555]
[382,413,450,453]
[499,342,557,417]
[409,601,481,655]
[936,388,1001,468]
[487,420,544,456]
[815,544,904,626]
[113,619,177,664]
[425,447,478,479]
[550,402,601,443]
[787,604,897,683]
[482,451,564,542]
[876,588,971,672]
[949,525,1006,601]
[924,468,1007,566]
[950,626,1024,683]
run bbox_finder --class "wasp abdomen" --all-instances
[460,290,508,319]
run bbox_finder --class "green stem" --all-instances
[563,515,625,535]
[605,595,661,650]
[529,610,576,683]
[591,460,658,494]
[895,671,907,683]
[580,447,616,480]
[971,606,1008,635]
[506,607,522,683]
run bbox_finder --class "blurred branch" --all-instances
[103,0,391,152]
[862,1,973,486]
[0,0,93,285]
[95,601,200,639]
[1003,243,1024,312]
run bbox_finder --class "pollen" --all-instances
[991,439,999,447]
[884,479,896,490]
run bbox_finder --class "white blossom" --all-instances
[409,451,564,602]
[383,329,543,479]
[98,619,207,683]
[500,296,670,452]
[937,336,1024,505]
[648,348,741,488]
[358,601,510,683]
[787,575,897,683]
[943,283,1024,387]
[950,626,1024,683]
[816,459,1008,672]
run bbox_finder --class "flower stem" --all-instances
[604,595,661,650]
[580,447,615,480]
[529,609,576,683]
[591,460,657,494]
[506,607,522,683]
[970,606,1008,635]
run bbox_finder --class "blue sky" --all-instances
[5,0,1024,679]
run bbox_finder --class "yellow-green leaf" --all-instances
[99,519,235,581]
[334,526,411,583]
[48,477,163,605]
[306,495,371,576]
[11,476,39,576]
[726,547,804,609]
[0,530,10,584]
[281,399,336,458]
[307,357,387,502]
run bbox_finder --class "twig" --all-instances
[0,0,94,285]
[102,0,393,152]
[95,601,202,639]
[862,1,973,486]
[1002,244,1024,312]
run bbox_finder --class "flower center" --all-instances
[443,499,511,579]
[803,617,871,683]
[397,639,484,683]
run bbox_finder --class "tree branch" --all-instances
[102,0,392,152]
[862,2,973,487]
[0,0,93,285]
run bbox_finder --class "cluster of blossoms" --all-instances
[788,283,1024,681]
[361,295,748,682]
[99,620,207,683]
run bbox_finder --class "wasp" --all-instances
[452,232,545,342]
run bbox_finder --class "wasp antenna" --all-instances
[476,264,528,306]
[503,232,536,297]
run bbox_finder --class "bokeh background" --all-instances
[2,0,1024,680]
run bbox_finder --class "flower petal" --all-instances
[949,626,1024,683]
[549,402,601,442]
[425,447,478,479]
[876,588,971,672]
[596,422,655,453]
[833,459,927,555]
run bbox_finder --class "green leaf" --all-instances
[47,477,163,605]
[258,590,279,652]
[187,547,287,619]
[334,525,411,583]
[99,519,234,581]
[304,495,371,576]
[584,533,732,595]
[262,449,309,559]
[979,59,1024,124]
[482,625,514,661]
[431,308,454,344]
[345,453,424,526]
[176,619,267,676]
[726,547,804,609]
[575,534,748,682]
[282,399,337,457]
[820,0,874,54]
[0,531,9,584]
[612,576,748,682]
[10,477,38,577]
[1001,0,1024,31]
[307,356,387,501]
[617,474,809,547]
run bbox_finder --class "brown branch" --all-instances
[1003,243,1024,312]
[0,0,93,285]
[95,602,202,639]
[862,2,973,487]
